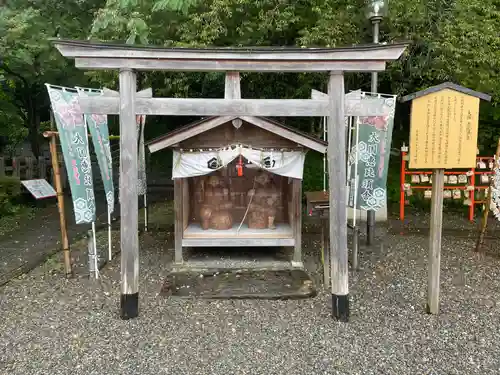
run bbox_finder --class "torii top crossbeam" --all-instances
[51,38,408,322]
[52,39,407,72]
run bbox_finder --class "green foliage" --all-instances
[87,0,500,141]
[0,124,28,156]
[302,152,325,194]
[0,79,26,154]
[1,0,500,217]
[0,176,22,215]
[0,0,103,156]
[86,0,500,215]
[152,0,200,15]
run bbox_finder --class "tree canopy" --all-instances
[0,0,102,156]
[1,0,500,155]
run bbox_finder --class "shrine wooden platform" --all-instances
[182,223,295,247]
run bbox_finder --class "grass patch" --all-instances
[140,200,174,230]
[0,206,39,237]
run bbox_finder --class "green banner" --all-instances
[348,95,397,211]
[46,84,96,224]
[77,87,115,214]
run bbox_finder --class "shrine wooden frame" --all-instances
[146,75,320,268]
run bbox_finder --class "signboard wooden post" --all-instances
[401,82,491,314]
[45,129,73,277]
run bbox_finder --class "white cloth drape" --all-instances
[172,146,306,179]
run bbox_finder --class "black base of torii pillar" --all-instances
[332,295,349,322]
[121,293,139,320]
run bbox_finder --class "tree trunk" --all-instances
[26,93,41,158]
[28,117,41,158]
[137,72,144,91]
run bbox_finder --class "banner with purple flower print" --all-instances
[45,84,96,224]
[76,87,115,214]
[347,94,397,211]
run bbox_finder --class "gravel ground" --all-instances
[1,213,500,374]
[0,195,113,286]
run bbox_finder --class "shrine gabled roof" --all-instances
[400,82,492,102]
[146,116,327,154]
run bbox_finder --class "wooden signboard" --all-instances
[401,83,491,315]
[21,179,57,199]
[408,89,480,169]
[404,83,492,169]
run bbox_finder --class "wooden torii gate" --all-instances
[52,39,408,321]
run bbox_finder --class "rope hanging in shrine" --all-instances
[237,176,257,233]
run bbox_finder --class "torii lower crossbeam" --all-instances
[77,97,391,118]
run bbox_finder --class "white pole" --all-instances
[323,116,327,192]
[139,115,148,232]
[107,210,112,261]
[346,116,354,220]
[143,194,148,232]
[350,116,361,270]
[352,117,361,228]
[92,221,99,279]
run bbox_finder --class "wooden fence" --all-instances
[0,155,68,189]
[1,151,172,198]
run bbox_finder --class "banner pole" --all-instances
[323,116,327,192]
[139,115,147,232]
[92,221,99,279]
[352,117,360,228]
[144,194,148,232]
[47,117,72,277]
[351,117,361,270]
[108,210,112,260]
[345,117,353,221]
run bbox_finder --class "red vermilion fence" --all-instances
[400,148,493,221]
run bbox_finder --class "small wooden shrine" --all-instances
[147,86,327,267]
